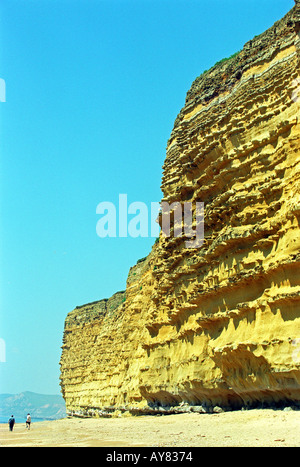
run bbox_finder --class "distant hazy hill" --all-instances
[0,391,66,420]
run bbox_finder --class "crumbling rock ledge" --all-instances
[60,2,300,416]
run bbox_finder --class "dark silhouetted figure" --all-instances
[8,415,15,432]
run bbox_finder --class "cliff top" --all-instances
[171,1,300,137]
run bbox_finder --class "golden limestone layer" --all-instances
[60,3,300,415]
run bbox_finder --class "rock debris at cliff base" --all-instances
[60,2,300,416]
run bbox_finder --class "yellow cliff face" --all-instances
[60,3,300,415]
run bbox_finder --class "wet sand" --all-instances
[0,409,299,447]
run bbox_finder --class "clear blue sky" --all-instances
[0,0,294,395]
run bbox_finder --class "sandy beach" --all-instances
[0,409,299,447]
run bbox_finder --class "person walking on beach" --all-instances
[26,413,31,430]
[8,415,15,432]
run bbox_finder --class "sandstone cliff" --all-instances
[60,2,300,415]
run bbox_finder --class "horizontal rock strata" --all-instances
[60,2,300,416]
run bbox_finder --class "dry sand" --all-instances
[0,409,299,447]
